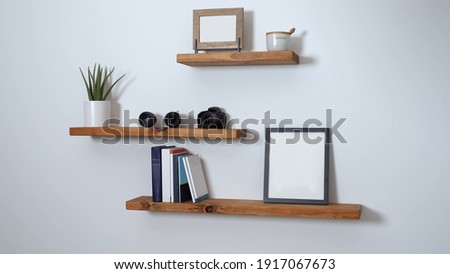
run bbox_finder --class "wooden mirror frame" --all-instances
[193,8,243,51]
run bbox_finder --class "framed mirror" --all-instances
[263,128,330,205]
[193,8,243,51]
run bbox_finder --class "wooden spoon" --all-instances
[288,28,296,35]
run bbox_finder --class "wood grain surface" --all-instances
[177,51,300,66]
[126,196,362,219]
[69,127,247,139]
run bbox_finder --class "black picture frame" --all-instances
[263,128,330,205]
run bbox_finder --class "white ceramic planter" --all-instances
[83,101,111,127]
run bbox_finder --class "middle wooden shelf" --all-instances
[69,127,247,139]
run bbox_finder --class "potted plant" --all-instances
[79,64,125,126]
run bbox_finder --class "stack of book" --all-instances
[151,146,209,203]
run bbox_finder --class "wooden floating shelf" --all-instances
[177,51,300,67]
[69,127,247,139]
[126,196,362,220]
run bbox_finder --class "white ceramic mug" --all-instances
[266,28,295,51]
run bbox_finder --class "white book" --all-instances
[161,148,172,202]
[162,147,187,202]
[183,155,209,203]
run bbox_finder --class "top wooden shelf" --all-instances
[177,51,299,67]
[69,127,246,139]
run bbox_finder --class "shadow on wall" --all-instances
[359,206,383,222]
[328,143,338,203]
[290,31,315,65]
[109,75,135,120]
[243,10,254,51]
[329,144,383,223]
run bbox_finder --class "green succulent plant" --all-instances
[79,64,125,101]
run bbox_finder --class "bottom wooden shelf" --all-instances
[126,196,362,220]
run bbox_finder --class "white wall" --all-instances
[1,0,450,253]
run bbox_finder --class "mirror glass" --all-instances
[200,15,237,43]
[265,129,328,204]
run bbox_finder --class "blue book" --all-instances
[171,151,188,203]
[151,145,173,202]
[177,154,192,203]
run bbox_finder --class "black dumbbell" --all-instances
[164,112,181,128]
[138,112,157,128]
